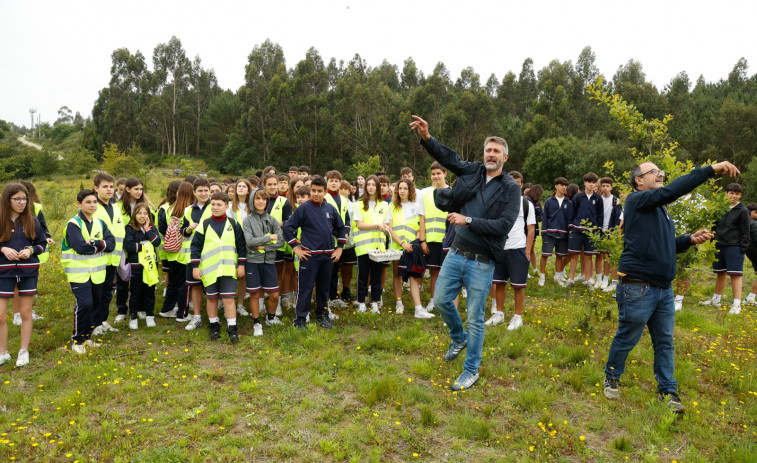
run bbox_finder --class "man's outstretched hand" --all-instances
[409,115,431,141]
[711,161,740,177]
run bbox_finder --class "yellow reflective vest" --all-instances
[33,202,50,264]
[390,202,420,250]
[197,218,238,287]
[95,201,125,266]
[179,204,211,265]
[269,195,290,253]
[353,200,388,256]
[324,192,349,246]
[61,216,107,284]
[423,187,447,243]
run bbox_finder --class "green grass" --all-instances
[0,176,756,461]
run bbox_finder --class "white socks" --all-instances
[209,317,219,323]
[712,294,722,303]
[227,318,236,326]
[675,295,684,302]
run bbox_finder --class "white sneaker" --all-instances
[425,301,435,312]
[744,298,756,306]
[403,280,410,289]
[137,311,146,320]
[85,339,101,348]
[538,274,545,286]
[237,305,250,317]
[602,283,617,293]
[159,308,178,318]
[176,315,192,322]
[699,297,722,308]
[600,279,609,289]
[31,311,43,321]
[114,314,126,323]
[593,279,603,290]
[71,344,87,355]
[674,300,683,312]
[507,316,523,331]
[305,313,310,323]
[370,302,380,314]
[414,307,435,319]
[265,316,283,326]
[0,351,11,365]
[91,325,104,337]
[553,273,564,282]
[395,301,404,314]
[461,288,467,298]
[728,304,742,315]
[485,311,505,326]
[574,275,586,283]
[12,313,21,326]
[253,323,263,336]
[328,308,340,320]
[357,303,367,313]
[329,299,348,308]
[146,316,156,327]
[102,321,119,332]
[15,350,29,367]
[185,318,202,331]
[129,319,138,330]
[275,303,283,317]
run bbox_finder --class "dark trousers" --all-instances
[70,280,103,344]
[329,260,341,300]
[116,272,129,315]
[357,254,383,303]
[94,265,117,327]
[295,256,332,325]
[129,273,156,319]
[161,260,188,318]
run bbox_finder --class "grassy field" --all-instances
[0,176,755,462]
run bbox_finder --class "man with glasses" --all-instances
[603,160,739,412]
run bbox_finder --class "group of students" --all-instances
[2,163,755,366]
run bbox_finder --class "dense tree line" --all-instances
[27,37,757,194]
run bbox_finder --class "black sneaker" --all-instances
[340,287,353,302]
[604,377,619,399]
[209,322,221,341]
[658,392,685,413]
[316,316,333,329]
[227,325,239,344]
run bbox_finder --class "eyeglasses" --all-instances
[639,168,665,178]
[11,197,29,203]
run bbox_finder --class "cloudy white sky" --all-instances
[1,0,755,128]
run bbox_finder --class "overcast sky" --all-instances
[1,0,755,128]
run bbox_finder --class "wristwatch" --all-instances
[465,217,472,226]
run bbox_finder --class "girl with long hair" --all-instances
[123,203,161,330]
[157,180,185,318]
[353,175,390,314]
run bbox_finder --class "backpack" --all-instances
[162,216,182,253]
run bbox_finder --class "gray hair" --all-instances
[629,164,642,190]
[483,136,509,155]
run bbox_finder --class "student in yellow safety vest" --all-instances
[337,180,357,301]
[419,161,450,312]
[227,179,253,317]
[181,178,213,331]
[190,191,246,343]
[0,183,47,367]
[387,179,435,319]
[159,182,194,322]
[91,172,123,336]
[353,175,390,314]
[61,189,115,355]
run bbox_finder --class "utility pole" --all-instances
[37,114,41,138]
[29,108,37,131]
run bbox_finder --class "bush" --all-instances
[102,142,145,178]
[65,149,99,175]
[32,149,60,177]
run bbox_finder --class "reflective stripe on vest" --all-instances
[179,204,211,265]
[390,203,420,251]
[324,193,349,246]
[197,220,238,287]
[353,200,388,256]
[423,188,446,243]
[61,216,107,284]
[269,196,289,252]
[95,202,125,266]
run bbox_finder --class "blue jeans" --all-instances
[605,282,677,393]
[433,249,495,374]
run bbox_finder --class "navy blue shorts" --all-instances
[245,262,279,293]
[541,235,568,257]
[713,245,745,275]
[0,276,38,298]
[568,230,597,255]
[340,247,357,265]
[425,242,444,269]
[493,248,530,288]
[186,265,202,286]
[203,276,237,299]
[275,250,286,263]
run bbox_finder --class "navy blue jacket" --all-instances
[64,211,116,256]
[542,194,573,238]
[283,199,346,257]
[0,217,47,278]
[571,191,603,231]
[123,225,162,271]
[713,202,750,252]
[618,165,715,288]
[420,136,521,264]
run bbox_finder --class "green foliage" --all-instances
[101,142,145,178]
[64,149,99,175]
[32,149,60,177]
[741,156,757,203]
[352,154,383,179]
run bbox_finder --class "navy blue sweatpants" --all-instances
[295,255,332,325]
[71,280,103,344]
